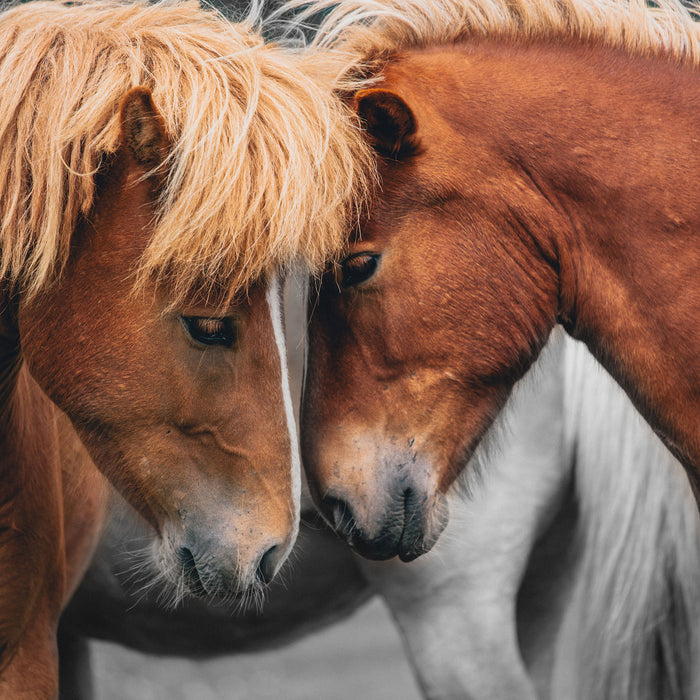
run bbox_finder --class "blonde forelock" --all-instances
[0,0,373,301]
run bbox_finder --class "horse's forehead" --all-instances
[382,47,471,91]
[175,277,272,313]
[380,57,430,102]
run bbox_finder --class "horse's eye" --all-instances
[181,316,237,348]
[338,253,380,289]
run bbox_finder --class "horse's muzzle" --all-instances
[320,485,449,562]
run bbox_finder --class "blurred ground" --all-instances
[89,598,423,700]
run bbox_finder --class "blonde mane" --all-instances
[287,0,700,88]
[0,0,372,300]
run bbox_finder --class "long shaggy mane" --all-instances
[282,0,700,89]
[0,0,373,300]
[557,336,700,699]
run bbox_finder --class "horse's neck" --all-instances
[416,40,698,481]
[0,288,64,532]
[0,292,68,661]
[454,40,700,480]
[0,290,108,639]
[0,296,55,477]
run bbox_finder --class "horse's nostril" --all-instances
[177,546,206,596]
[256,544,280,585]
[321,496,356,539]
[177,545,195,569]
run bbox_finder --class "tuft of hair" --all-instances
[0,0,373,302]
[552,337,700,700]
[279,0,700,91]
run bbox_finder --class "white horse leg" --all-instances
[360,332,571,700]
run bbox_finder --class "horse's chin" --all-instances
[400,491,450,561]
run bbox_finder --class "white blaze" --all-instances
[266,273,301,567]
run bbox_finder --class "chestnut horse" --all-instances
[0,1,368,696]
[295,0,700,559]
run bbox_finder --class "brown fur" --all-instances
[298,0,700,564]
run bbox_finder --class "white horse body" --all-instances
[60,331,700,699]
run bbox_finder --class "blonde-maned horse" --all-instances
[0,1,369,696]
[292,0,700,558]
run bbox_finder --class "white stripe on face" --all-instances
[266,272,301,567]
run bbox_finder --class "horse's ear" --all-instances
[119,86,169,169]
[354,88,419,158]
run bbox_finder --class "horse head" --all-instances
[17,88,299,599]
[302,59,558,560]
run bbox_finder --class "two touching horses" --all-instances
[0,1,368,695]
[70,0,697,695]
[3,0,698,695]
[298,0,700,560]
